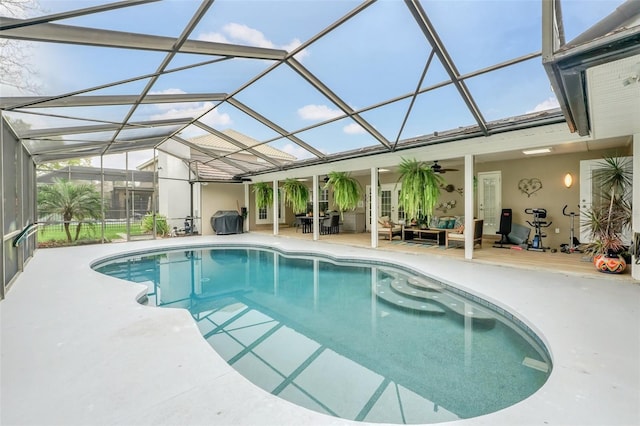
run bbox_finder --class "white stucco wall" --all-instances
[158,141,196,231]
[201,183,245,236]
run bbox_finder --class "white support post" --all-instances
[464,154,474,260]
[272,180,279,236]
[244,182,250,233]
[371,167,379,248]
[313,175,319,240]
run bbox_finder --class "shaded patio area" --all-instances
[251,225,635,282]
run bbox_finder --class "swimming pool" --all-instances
[95,246,551,424]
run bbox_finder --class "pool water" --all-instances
[95,247,551,424]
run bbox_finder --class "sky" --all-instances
[2,0,628,170]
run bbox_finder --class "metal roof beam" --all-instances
[0,0,159,31]
[0,18,287,60]
[286,57,392,149]
[192,121,282,167]
[103,0,216,156]
[18,118,192,138]
[28,141,108,155]
[226,98,327,159]
[405,0,488,135]
[171,135,251,173]
[0,94,226,109]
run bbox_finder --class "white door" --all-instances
[477,171,502,236]
[366,184,404,225]
[255,189,286,225]
[580,157,632,244]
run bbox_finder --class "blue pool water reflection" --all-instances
[95,247,551,424]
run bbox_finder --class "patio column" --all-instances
[273,179,279,236]
[633,134,639,281]
[464,154,474,260]
[371,167,378,248]
[244,182,250,233]
[313,175,319,240]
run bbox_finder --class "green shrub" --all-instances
[141,213,169,236]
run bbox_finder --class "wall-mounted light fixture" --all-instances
[564,173,573,188]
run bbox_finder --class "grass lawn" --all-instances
[38,222,145,246]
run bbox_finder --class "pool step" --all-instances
[377,271,495,326]
[390,279,494,324]
[375,279,446,314]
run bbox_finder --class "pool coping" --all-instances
[2,233,639,425]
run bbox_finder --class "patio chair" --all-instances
[378,216,402,240]
[321,213,340,235]
[446,219,483,249]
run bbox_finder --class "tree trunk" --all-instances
[63,213,73,242]
[74,222,82,241]
[63,222,72,242]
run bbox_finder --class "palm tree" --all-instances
[38,179,105,243]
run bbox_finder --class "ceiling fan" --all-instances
[431,160,459,174]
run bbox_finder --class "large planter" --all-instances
[593,253,627,274]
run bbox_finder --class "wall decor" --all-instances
[518,178,543,197]
[440,183,456,193]
[435,199,457,213]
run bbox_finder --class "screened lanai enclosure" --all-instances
[2,0,640,297]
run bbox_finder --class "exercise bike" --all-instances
[525,208,552,252]
[560,205,581,253]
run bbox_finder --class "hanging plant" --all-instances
[253,182,273,210]
[324,171,362,212]
[282,178,309,214]
[397,158,443,222]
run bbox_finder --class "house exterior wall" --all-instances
[476,148,633,249]
[158,142,195,231]
[201,183,244,236]
[288,147,633,250]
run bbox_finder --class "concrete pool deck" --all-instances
[1,234,639,425]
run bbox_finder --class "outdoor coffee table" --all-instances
[402,227,446,246]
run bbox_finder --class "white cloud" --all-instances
[197,31,229,43]
[343,122,366,134]
[150,88,186,95]
[222,23,274,48]
[528,96,559,113]
[148,88,190,111]
[298,104,342,121]
[200,107,232,127]
[198,23,309,59]
[150,101,231,127]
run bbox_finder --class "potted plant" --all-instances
[582,156,632,273]
[397,158,443,226]
[253,182,273,210]
[282,178,309,214]
[324,171,362,213]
